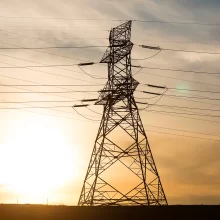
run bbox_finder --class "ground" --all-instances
[0,204,219,220]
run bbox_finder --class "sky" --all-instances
[0,0,220,205]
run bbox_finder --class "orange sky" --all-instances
[0,0,220,205]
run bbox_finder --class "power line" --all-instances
[3,60,218,80]
[0,45,108,50]
[0,28,107,71]
[0,30,107,65]
[3,36,215,46]
[144,123,220,138]
[0,54,104,84]
[0,16,126,21]
[3,101,220,142]
[163,93,220,101]
[1,37,107,40]
[142,106,220,118]
[133,19,220,26]
[86,106,103,116]
[142,83,220,94]
[0,32,92,63]
[0,105,72,109]
[143,109,220,124]
[166,87,220,94]
[0,64,85,68]
[0,84,104,87]
[72,106,100,122]
[0,33,107,73]
[137,102,220,112]
[162,47,220,55]
[1,16,220,26]
[135,93,220,107]
[139,90,220,101]
[0,57,102,101]
[2,97,219,139]
[78,65,107,79]
[138,71,220,88]
[167,89,220,99]
[145,129,220,142]
[138,39,220,46]
[0,70,98,99]
[0,74,96,100]
[0,63,98,69]
[138,44,220,55]
[142,103,220,118]
[133,66,143,76]
[132,50,161,61]
[0,96,101,119]
[0,27,109,31]
[0,59,100,95]
[0,98,100,123]
[0,48,98,78]
[2,100,220,142]
[0,29,108,33]
[1,105,87,121]
[0,100,81,104]
[0,41,108,94]
[0,90,98,94]
[140,85,220,108]
[0,60,100,99]
[136,65,220,76]
[161,94,220,107]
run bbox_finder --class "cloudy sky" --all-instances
[0,0,220,205]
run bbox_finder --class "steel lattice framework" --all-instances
[78,21,168,206]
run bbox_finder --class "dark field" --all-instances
[0,204,219,220]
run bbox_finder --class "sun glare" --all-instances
[0,115,79,202]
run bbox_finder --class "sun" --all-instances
[0,115,79,203]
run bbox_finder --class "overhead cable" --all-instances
[133,20,220,26]
[0,63,97,69]
[0,90,98,94]
[139,39,220,46]
[0,45,108,50]
[139,44,220,55]
[144,123,220,138]
[142,84,220,94]
[78,65,107,80]
[134,64,220,76]
[72,106,100,122]
[145,130,220,142]
[132,49,161,61]
[144,109,220,124]
[140,90,220,101]
[136,102,220,112]
[0,84,104,87]
[137,71,220,88]
[1,16,220,26]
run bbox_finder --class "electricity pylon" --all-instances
[78,20,168,206]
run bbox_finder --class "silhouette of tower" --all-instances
[78,21,168,206]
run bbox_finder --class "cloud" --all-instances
[150,136,220,204]
[0,0,219,205]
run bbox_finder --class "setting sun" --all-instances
[0,114,79,203]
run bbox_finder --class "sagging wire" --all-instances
[72,105,100,122]
[132,49,161,61]
[133,66,143,76]
[138,86,168,111]
[86,106,103,116]
[80,99,103,116]
[78,63,107,80]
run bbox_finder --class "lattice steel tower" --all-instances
[78,21,168,206]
